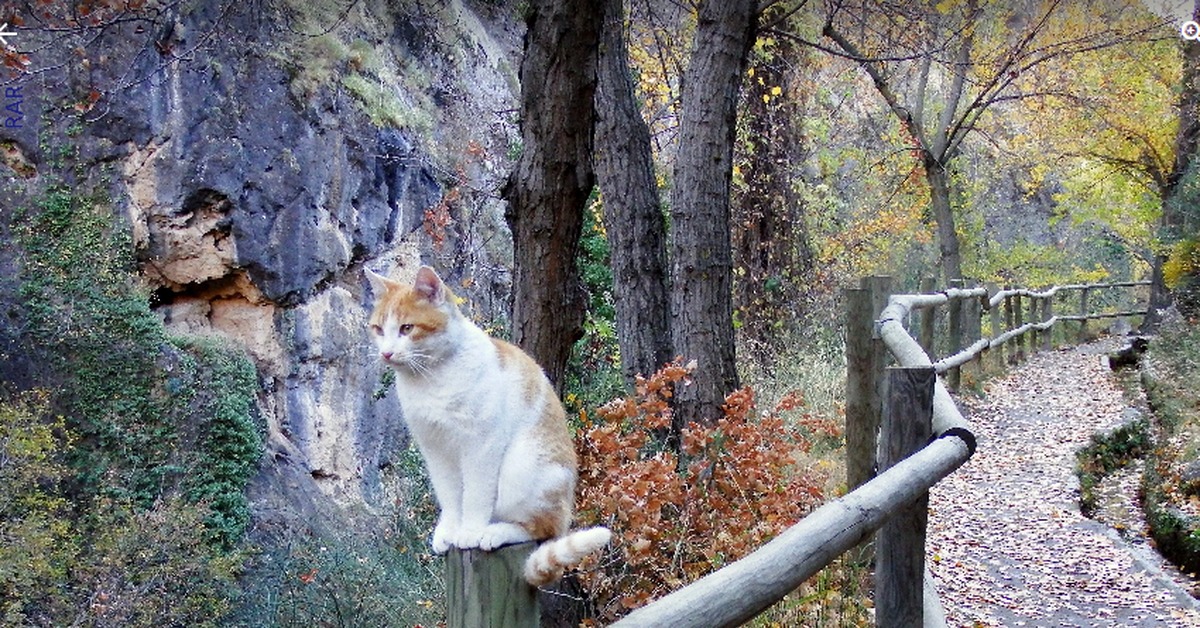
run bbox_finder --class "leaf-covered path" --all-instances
[927,341,1200,627]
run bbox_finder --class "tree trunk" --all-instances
[669,0,758,427]
[925,156,964,283]
[594,0,672,387]
[502,0,603,392]
[733,29,815,363]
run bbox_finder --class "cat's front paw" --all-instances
[477,523,532,551]
[450,525,486,550]
[431,520,458,554]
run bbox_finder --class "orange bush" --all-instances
[575,361,834,620]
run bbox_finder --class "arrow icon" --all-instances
[0,23,16,51]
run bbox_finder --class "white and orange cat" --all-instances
[366,265,610,586]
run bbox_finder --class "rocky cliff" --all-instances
[0,0,523,535]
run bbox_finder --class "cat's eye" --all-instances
[399,324,415,335]
[370,324,383,336]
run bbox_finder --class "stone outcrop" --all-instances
[0,0,522,531]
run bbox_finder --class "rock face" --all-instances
[0,0,522,530]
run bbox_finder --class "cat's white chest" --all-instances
[393,339,509,440]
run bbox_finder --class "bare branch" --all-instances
[822,21,930,153]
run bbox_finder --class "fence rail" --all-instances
[450,276,1150,627]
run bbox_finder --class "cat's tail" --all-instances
[523,526,612,587]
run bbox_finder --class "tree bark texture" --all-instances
[503,0,604,392]
[669,0,758,426]
[926,157,964,284]
[594,0,672,387]
[733,29,815,363]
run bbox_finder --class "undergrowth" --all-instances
[2,179,262,624]
[1075,417,1151,516]
[574,360,866,623]
[1140,319,1200,575]
[231,446,444,627]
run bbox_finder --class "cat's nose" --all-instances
[382,352,393,361]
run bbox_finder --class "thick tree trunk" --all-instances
[925,156,964,283]
[669,0,758,427]
[594,0,672,387]
[502,0,603,392]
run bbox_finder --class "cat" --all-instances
[366,265,611,586]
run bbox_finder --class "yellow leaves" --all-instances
[1164,239,1200,289]
[753,84,782,103]
[819,199,932,278]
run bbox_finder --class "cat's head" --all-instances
[366,266,460,373]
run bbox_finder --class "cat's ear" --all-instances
[365,268,396,297]
[413,266,446,304]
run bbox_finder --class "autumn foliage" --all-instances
[574,360,839,620]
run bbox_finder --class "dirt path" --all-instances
[927,341,1200,627]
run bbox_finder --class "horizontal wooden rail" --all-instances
[1057,310,1148,321]
[988,318,1058,349]
[988,280,1149,309]
[612,434,973,628]
[933,337,989,373]
[877,294,979,436]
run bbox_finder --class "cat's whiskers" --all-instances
[404,351,436,381]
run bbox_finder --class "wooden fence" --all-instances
[447,277,1150,628]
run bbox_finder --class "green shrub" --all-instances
[0,393,76,625]
[8,182,263,623]
[565,197,626,412]
[1075,418,1150,515]
[170,335,264,548]
[16,184,177,506]
[70,497,246,628]
[1141,322,1200,574]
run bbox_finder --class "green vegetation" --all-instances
[1141,322,1200,574]
[1076,417,1151,516]
[1163,163,1200,317]
[0,393,75,624]
[233,447,444,627]
[272,1,439,134]
[342,72,426,130]
[170,335,263,548]
[3,181,262,624]
[565,198,626,414]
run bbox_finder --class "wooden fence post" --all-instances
[919,276,936,355]
[1003,291,1016,364]
[1013,293,1025,363]
[988,284,1003,371]
[876,366,937,628]
[845,287,876,493]
[1042,293,1053,351]
[1078,287,1091,342]
[1029,297,1041,354]
[947,279,964,391]
[446,543,539,628]
[845,276,892,493]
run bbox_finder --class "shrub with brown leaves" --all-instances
[575,360,834,620]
